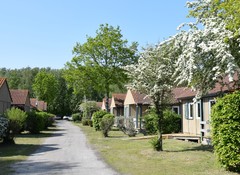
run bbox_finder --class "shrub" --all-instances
[37,112,54,129]
[82,119,89,126]
[92,110,109,131]
[80,101,100,119]
[144,113,158,135]
[88,120,93,127]
[5,108,27,134]
[72,113,82,122]
[0,116,9,142]
[162,110,181,134]
[26,111,44,134]
[150,136,162,151]
[100,114,114,137]
[211,91,240,172]
[117,116,137,137]
[144,109,181,135]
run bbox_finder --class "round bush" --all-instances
[144,113,158,135]
[162,110,181,134]
[5,108,27,134]
[100,114,115,137]
[26,111,44,134]
[92,110,109,131]
[72,113,82,122]
[37,112,54,129]
[144,109,181,135]
[211,91,240,172]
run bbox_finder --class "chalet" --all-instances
[0,78,12,114]
[30,98,47,111]
[10,89,31,112]
[124,89,151,129]
[101,98,112,111]
[110,93,126,116]
[176,75,238,143]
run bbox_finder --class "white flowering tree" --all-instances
[125,40,178,151]
[173,0,240,95]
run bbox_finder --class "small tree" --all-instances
[211,91,240,172]
[100,114,115,137]
[125,40,178,151]
[80,101,99,120]
[116,116,137,137]
[92,110,108,131]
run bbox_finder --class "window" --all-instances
[172,106,180,114]
[185,102,194,120]
[189,103,194,119]
[196,100,202,119]
[209,100,216,115]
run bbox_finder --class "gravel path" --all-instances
[11,120,119,175]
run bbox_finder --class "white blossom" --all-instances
[173,13,239,94]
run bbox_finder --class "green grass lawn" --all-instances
[0,128,54,175]
[77,124,238,175]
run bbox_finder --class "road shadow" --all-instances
[11,161,80,175]
[0,144,60,157]
[16,131,65,138]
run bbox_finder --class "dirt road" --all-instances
[11,120,119,175]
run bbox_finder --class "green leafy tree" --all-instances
[50,71,72,115]
[65,24,139,111]
[32,70,57,111]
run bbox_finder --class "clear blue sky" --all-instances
[0,0,193,69]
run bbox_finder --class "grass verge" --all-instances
[77,124,238,175]
[0,127,55,175]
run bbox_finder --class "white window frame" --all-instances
[172,106,180,115]
[209,100,216,115]
[188,103,194,120]
[196,100,202,119]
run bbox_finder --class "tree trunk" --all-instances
[155,100,163,151]
[105,83,110,112]
[154,90,165,151]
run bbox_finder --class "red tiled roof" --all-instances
[30,98,37,107]
[174,73,239,100]
[131,90,151,104]
[0,78,6,88]
[112,93,126,107]
[10,89,29,105]
[38,101,47,111]
[30,98,47,111]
